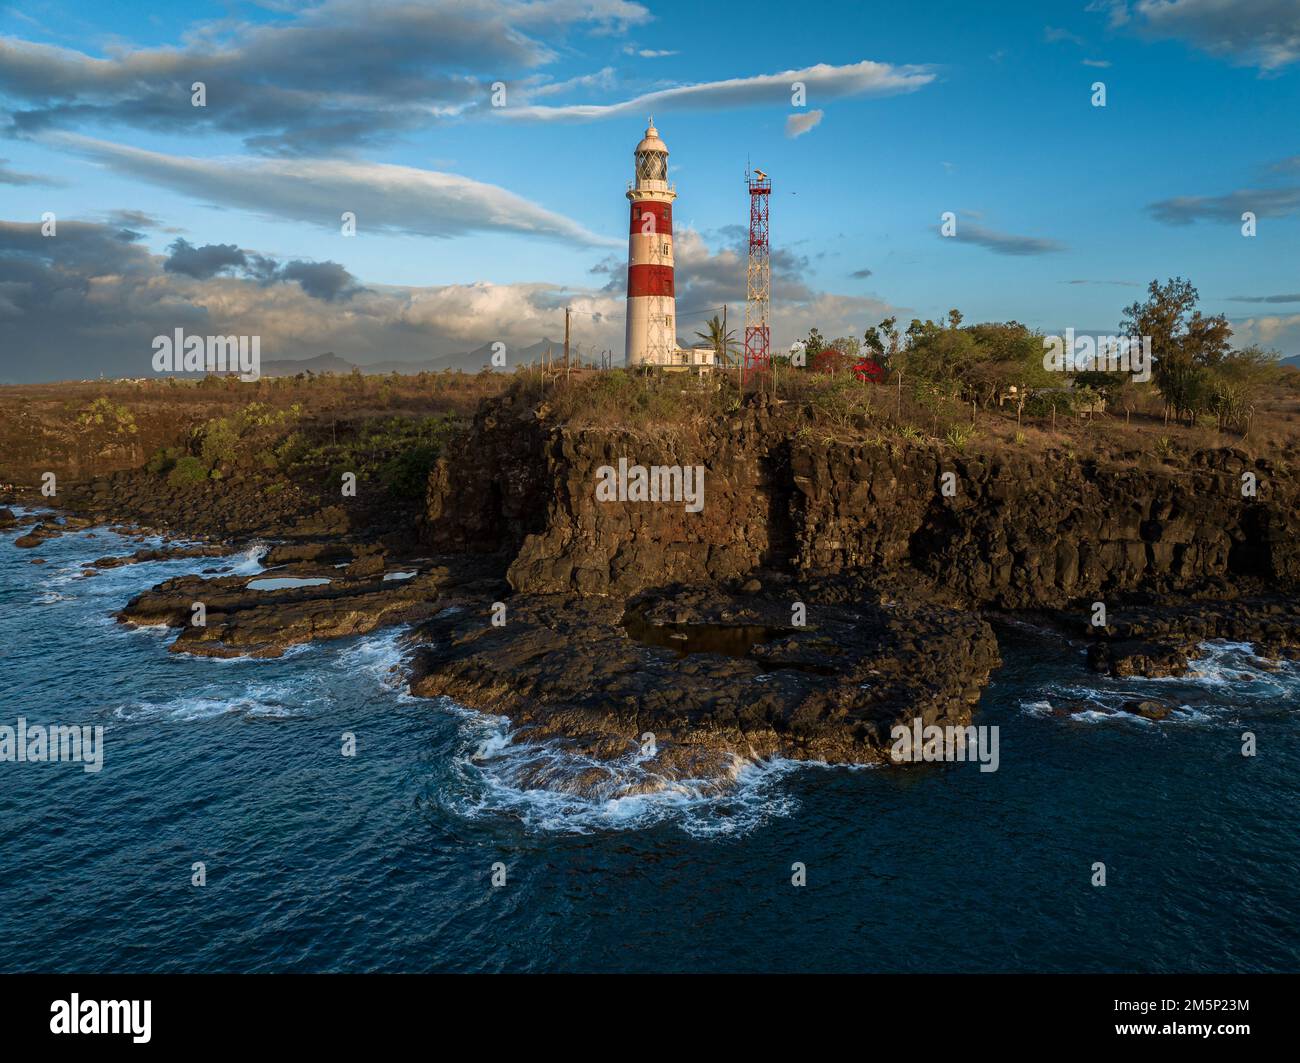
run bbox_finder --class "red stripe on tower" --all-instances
[627,264,675,297]
[629,202,673,236]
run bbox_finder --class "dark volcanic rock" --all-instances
[86,544,230,569]
[1122,699,1177,720]
[118,557,507,658]
[1062,592,1300,676]
[13,522,63,548]
[425,393,1299,605]
[408,576,1000,771]
[1087,639,1191,678]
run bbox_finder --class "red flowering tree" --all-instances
[811,345,854,375]
[854,358,886,383]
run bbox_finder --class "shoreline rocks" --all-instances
[117,554,507,658]
[408,574,1001,772]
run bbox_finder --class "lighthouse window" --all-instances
[637,151,667,182]
[661,242,670,256]
[665,315,672,328]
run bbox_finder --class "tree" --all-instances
[803,327,826,360]
[1121,278,1232,425]
[863,316,900,373]
[828,336,861,360]
[694,314,740,366]
[899,319,1053,408]
[811,345,854,375]
[76,396,139,467]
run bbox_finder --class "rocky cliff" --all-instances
[424,394,1299,607]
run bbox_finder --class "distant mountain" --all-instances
[260,338,587,377]
[260,352,358,376]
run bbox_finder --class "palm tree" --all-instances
[695,314,740,366]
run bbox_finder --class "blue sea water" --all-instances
[1,516,1298,973]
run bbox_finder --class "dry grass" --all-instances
[4,364,1298,488]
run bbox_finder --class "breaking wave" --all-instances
[1021,639,1300,725]
[433,700,800,838]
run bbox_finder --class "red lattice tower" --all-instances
[742,167,771,387]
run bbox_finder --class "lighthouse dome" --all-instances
[635,118,667,155]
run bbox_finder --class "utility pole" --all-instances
[563,307,571,370]
[722,303,728,370]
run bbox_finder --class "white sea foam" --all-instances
[435,699,800,838]
[1021,639,1298,726]
[338,629,416,697]
[227,540,268,576]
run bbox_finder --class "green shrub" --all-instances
[1023,390,1075,417]
[144,446,181,476]
[945,424,974,450]
[167,456,209,486]
[379,443,441,500]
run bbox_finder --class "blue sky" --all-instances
[1,0,1298,381]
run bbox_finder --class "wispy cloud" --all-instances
[49,134,617,246]
[942,219,1065,256]
[495,60,936,121]
[0,0,653,153]
[0,157,58,185]
[1109,0,1300,72]
[1045,26,1086,46]
[1227,293,1300,304]
[1148,184,1300,224]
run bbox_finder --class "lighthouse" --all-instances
[624,119,716,372]
[625,118,676,367]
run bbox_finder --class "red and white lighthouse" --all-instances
[625,118,677,368]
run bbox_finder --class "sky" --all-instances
[0,0,1298,382]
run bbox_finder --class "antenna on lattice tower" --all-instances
[742,165,772,390]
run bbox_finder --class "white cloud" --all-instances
[496,60,936,121]
[49,134,617,247]
[1117,0,1300,72]
[941,219,1066,255]
[785,109,824,138]
[1044,26,1086,45]
[0,216,908,381]
[1230,312,1300,353]
[0,0,657,150]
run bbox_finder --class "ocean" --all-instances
[2,516,1297,973]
